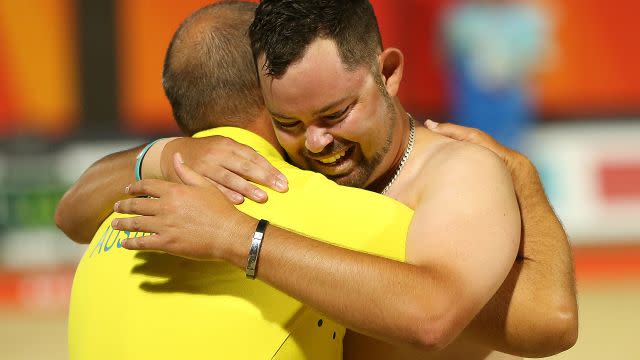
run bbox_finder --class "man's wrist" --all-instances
[507,151,550,212]
[158,137,190,182]
[140,137,179,180]
[222,213,260,267]
[506,151,537,181]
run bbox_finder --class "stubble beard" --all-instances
[332,91,396,189]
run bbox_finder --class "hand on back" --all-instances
[113,153,253,261]
[160,136,288,204]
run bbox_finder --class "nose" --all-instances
[305,125,334,154]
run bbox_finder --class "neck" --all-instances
[366,101,411,193]
[245,109,286,157]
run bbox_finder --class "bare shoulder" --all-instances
[406,130,520,270]
[416,134,513,198]
[429,138,505,173]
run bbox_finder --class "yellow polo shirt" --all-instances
[68,127,413,359]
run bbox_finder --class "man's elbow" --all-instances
[55,192,88,244]
[544,306,579,355]
[525,304,578,358]
[415,323,453,352]
[411,308,464,352]
[54,194,72,235]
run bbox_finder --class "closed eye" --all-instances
[273,118,301,129]
[323,105,352,122]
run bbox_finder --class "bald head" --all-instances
[163,1,263,136]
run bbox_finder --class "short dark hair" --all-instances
[163,1,264,136]
[249,0,383,78]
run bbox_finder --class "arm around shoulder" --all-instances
[423,122,577,354]
[505,152,578,355]
[463,151,577,357]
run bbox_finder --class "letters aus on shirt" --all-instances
[89,224,149,258]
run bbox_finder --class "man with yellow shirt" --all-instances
[66,3,412,359]
[69,128,413,359]
[57,1,576,359]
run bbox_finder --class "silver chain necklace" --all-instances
[382,113,415,195]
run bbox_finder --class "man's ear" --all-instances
[378,47,404,97]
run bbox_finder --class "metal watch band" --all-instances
[246,219,269,279]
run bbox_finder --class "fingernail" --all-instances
[112,219,119,228]
[125,185,131,194]
[114,201,120,212]
[275,179,288,191]
[277,174,288,183]
[121,239,126,247]
[425,119,438,129]
[175,152,184,164]
[253,189,267,201]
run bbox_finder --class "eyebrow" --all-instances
[270,95,352,120]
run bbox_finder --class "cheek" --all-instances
[340,103,374,136]
[275,130,305,158]
[340,103,384,147]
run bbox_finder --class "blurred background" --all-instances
[0,0,638,358]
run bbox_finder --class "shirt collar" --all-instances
[192,127,284,161]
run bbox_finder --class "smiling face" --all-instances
[259,38,398,188]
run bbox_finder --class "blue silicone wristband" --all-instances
[135,139,163,181]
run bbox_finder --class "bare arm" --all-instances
[54,137,287,243]
[55,147,141,243]
[427,121,578,356]
[114,149,520,350]
[466,153,578,357]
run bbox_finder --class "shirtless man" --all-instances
[57,1,577,358]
